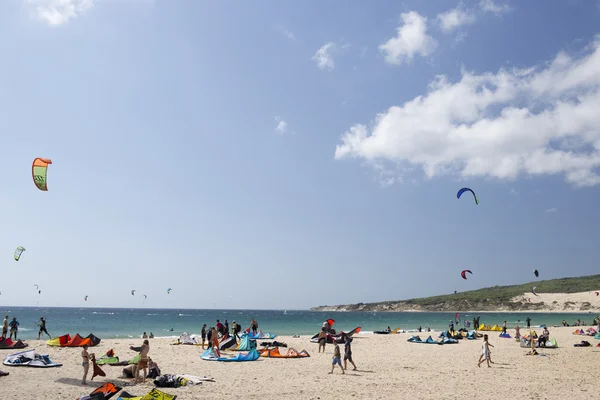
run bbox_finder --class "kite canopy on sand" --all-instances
[14,246,25,261]
[32,158,52,191]
[457,188,479,205]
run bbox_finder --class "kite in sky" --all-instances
[461,270,473,280]
[533,269,539,278]
[457,188,479,205]
[84,295,88,301]
[131,290,136,296]
[14,246,26,261]
[167,288,172,294]
[32,158,52,191]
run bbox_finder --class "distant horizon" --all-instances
[1,1,600,309]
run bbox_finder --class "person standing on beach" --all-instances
[344,337,357,371]
[318,327,327,353]
[206,327,213,349]
[9,317,19,340]
[472,318,477,331]
[2,316,8,338]
[81,344,90,385]
[136,340,150,383]
[526,317,531,329]
[329,341,344,374]
[477,334,494,368]
[38,317,51,340]
[201,324,207,349]
[224,320,229,334]
[502,321,507,334]
[250,318,258,335]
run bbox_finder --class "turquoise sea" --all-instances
[1,307,597,340]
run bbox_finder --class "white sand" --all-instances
[509,290,600,312]
[1,325,599,399]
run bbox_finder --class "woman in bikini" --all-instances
[136,340,150,383]
[81,344,90,385]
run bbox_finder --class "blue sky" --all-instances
[1,0,599,309]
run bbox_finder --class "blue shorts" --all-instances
[332,357,341,366]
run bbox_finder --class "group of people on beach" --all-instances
[2,315,51,341]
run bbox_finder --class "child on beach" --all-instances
[477,334,494,368]
[81,344,90,385]
[318,327,327,353]
[329,342,345,374]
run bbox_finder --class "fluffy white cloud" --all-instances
[335,36,600,187]
[437,5,476,33]
[546,208,557,213]
[379,11,437,65]
[27,0,94,26]
[479,0,512,15]
[312,42,336,71]
[274,116,288,134]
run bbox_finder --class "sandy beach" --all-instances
[1,325,598,399]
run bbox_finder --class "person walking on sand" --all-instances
[37,317,51,340]
[81,344,90,385]
[344,337,357,371]
[329,341,345,374]
[9,317,19,340]
[318,327,327,353]
[2,315,8,338]
[477,334,494,368]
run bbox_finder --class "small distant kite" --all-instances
[457,188,479,205]
[167,288,172,294]
[131,290,136,296]
[84,295,88,301]
[14,246,26,261]
[144,294,147,300]
[533,269,539,278]
[32,158,53,191]
[38,290,41,295]
[33,284,39,290]
[461,270,473,280]
[532,286,538,296]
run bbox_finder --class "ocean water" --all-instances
[1,307,597,340]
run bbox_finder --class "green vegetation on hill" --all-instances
[312,274,600,312]
[400,274,600,306]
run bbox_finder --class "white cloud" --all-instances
[379,11,438,65]
[282,29,295,40]
[437,5,476,33]
[27,0,94,26]
[335,36,600,188]
[545,208,557,213]
[479,0,512,15]
[312,42,336,71]
[274,116,288,134]
[509,188,518,195]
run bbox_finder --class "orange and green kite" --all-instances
[32,158,52,191]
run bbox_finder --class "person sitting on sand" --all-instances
[149,332,154,339]
[82,344,90,385]
[477,334,494,368]
[329,341,345,375]
[142,332,148,338]
[136,339,150,383]
[122,364,137,379]
[386,326,391,333]
[318,327,327,353]
[8,317,19,340]
[538,327,550,347]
